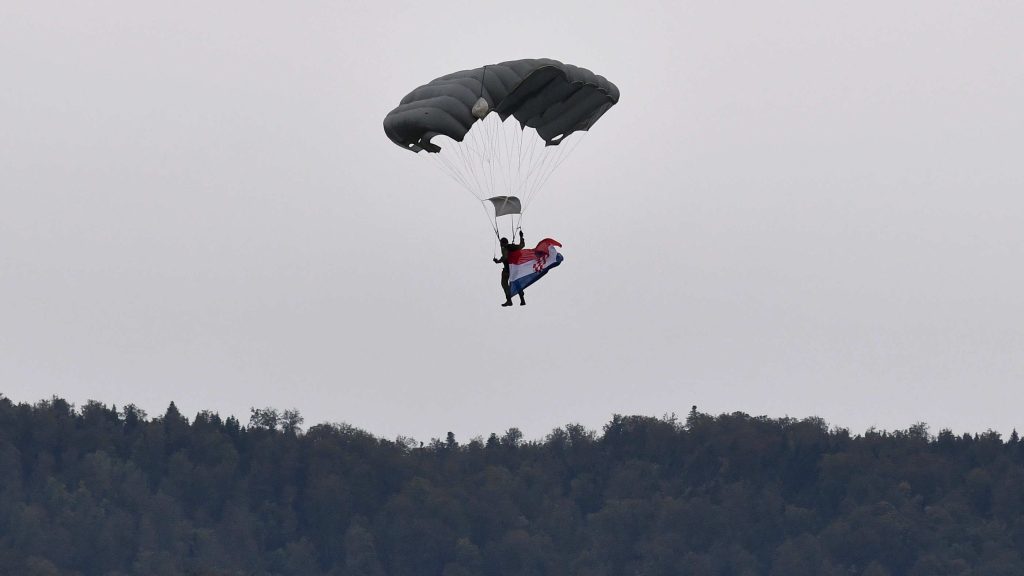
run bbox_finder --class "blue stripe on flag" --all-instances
[509,254,563,296]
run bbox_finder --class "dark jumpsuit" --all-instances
[497,236,525,304]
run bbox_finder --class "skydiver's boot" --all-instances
[519,293,526,306]
[502,301,513,307]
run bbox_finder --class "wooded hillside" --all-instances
[0,395,1021,575]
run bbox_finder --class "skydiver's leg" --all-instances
[501,271,513,306]
[519,290,526,306]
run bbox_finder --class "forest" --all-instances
[0,394,1022,576]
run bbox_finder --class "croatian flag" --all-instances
[508,239,564,296]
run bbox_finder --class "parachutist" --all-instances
[495,231,526,307]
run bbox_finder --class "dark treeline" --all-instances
[1,396,1023,576]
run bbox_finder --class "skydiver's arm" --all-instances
[511,231,525,250]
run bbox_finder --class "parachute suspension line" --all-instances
[539,135,574,188]
[514,121,525,199]
[522,151,559,213]
[483,116,498,199]
[494,120,506,196]
[491,118,504,198]
[422,114,590,241]
[517,134,557,211]
[521,126,541,200]
[443,147,482,203]
[488,123,499,199]
[455,136,487,201]
[523,132,588,215]
[480,199,499,238]
[436,150,473,196]
[517,126,541,200]
[473,118,497,200]
[456,133,478,193]
[525,140,557,196]
[496,116,508,198]
[491,125,501,199]
[428,151,478,204]
[486,204,500,260]
[442,142,469,191]
[508,122,518,197]
[470,119,488,194]
[499,118,512,200]
[527,128,544,186]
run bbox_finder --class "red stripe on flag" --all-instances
[507,239,562,265]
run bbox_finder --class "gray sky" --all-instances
[2,0,1022,442]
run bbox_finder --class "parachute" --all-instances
[383,58,619,238]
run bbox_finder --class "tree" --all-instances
[249,407,280,430]
[343,521,385,576]
[282,409,304,435]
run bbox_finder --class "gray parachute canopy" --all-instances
[383,58,619,153]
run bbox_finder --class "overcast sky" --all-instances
[2,1,1022,442]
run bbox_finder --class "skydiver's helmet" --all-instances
[500,237,509,246]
